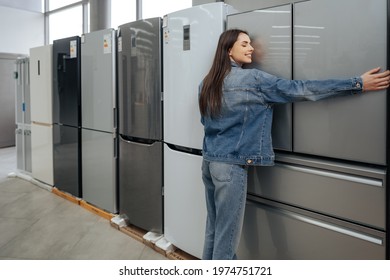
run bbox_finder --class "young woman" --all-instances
[198,29,390,260]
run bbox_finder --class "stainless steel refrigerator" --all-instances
[118,18,163,233]
[30,45,54,186]
[163,3,236,259]
[228,0,388,259]
[53,36,82,197]
[81,28,118,213]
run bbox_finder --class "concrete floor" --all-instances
[0,146,168,260]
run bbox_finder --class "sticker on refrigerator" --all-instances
[70,40,77,58]
[103,34,112,54]
[163,30,170,44]
[183,25,190,51]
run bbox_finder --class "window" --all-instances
[45,0,193,43]
[48,0,81,11]
[142,0,192,18]
[49,5,83,42]
[111,0,137,28]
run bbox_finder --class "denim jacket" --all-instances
[200,62,363,166]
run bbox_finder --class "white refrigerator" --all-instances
[30,45,53,185]
[163,2,236,259]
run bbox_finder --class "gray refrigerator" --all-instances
[81,28,118,213]
[117,18,163,233]
[228,0,388,259]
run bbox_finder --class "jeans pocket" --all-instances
[209,162,234,182]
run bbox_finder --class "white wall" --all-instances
[0,0,42,12]
[0,6,44,54]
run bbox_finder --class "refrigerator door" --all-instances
[31,123,54,185]
[163,3,229,149]
[293,0,387,165]
[119,136,163,233]
[82,129,117,213]
[15,59,24,125]
[118,18,162,140]
[81,29,116,133]
[53,124,81,197]
[53,36,81,127]
[227,5,293,151]
[238,197,386,259]
[15,58,31,125]
[164,144,206,259]
[30,45,53,124]
[22,58,31,125]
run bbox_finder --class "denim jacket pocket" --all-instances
[209,162,234,182]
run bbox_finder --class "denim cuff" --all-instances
[352,76,363,92]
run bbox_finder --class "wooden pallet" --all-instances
[52,187,115,220]
[79,200,115,220]
[52,187,81,205]
[115,223,147,243]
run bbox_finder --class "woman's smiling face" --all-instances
[228,32,254,66]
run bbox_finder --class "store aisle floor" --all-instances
[0,146,168,260]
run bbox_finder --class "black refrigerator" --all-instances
[52,36,82,197]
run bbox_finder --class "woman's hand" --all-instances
[361,67,390,92]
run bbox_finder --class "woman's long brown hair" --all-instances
[199,29,248,118]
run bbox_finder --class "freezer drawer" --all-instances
[238,196,386,260]
[227,4,292,151]
[15,124,32,173]
[292,0,387,165]
[31,123,53,186]
[164,144,206,259]
[16,126,23,170]
[119,136,163,233]
[82,129,117,213]
[248,154,386,229]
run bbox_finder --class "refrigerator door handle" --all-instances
[277,163,383,188]
[62,55,72,72]
[113,108,117,130]
[114,135,118,159]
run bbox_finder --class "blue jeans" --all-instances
[201,159,248,260]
